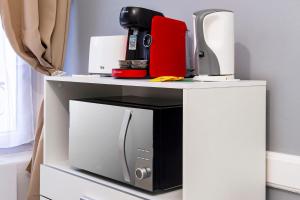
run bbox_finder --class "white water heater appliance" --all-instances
[193,9,235,81]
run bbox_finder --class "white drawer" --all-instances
[40,197,50,200]
[40,165,143,200]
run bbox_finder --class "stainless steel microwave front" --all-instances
[69,100,154,191]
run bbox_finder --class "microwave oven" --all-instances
[69,96,183,192]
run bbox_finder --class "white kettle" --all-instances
[193,9,235,80]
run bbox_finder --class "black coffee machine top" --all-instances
[120,7,163,30]
[119,7,163,61]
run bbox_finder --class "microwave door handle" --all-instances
[119,109,132,183]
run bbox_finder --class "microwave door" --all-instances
[69,102,130,183]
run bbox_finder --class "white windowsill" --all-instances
[0,150,32,165]
[0,143,32,164]
[0,142,32,154]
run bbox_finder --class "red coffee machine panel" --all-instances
[149,16,187,78]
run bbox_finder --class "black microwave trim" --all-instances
[153,107,183,191]
[74,96,182,110]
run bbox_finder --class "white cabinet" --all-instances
[40,164,181,200]
[41,76,266,200]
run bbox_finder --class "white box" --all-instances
[88,35,127,75]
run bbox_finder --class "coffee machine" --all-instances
[112,7,163,78]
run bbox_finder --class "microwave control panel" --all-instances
[134,147,153,191]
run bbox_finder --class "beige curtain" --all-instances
[0,0,71,200]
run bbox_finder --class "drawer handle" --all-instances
[80,196,96,200]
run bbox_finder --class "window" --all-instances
[0,21,17,133]
[0,18,34,148]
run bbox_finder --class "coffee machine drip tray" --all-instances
[112,69,147,79]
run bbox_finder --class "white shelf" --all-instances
[43,76,266,200]
[46,76,266,89]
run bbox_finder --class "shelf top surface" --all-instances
[46,76,266,89]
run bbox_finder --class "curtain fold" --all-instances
[0,1,71,200]
[0,0,71,75]
[26,100,44,200]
